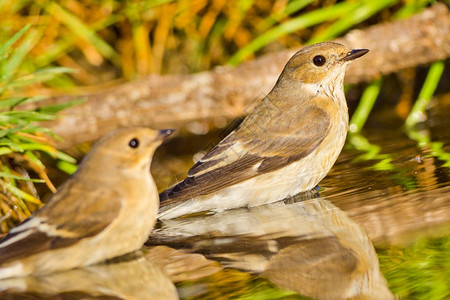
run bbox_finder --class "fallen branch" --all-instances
[38,4,449,148]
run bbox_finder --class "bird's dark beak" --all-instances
[341,49,369,61]
[157,129,175,140]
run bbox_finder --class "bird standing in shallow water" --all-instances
[159,42,368,219]
[0,127,173,279]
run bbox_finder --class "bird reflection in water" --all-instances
[150,191,394,299]
[0,191,396,299]
[0,253,178,300]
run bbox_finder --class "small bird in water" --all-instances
[0,127,173,279]
[159,42,368,219]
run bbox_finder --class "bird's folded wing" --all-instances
[0,184,122,264]
[160,103,331,206]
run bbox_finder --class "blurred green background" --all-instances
[0,0,436,87]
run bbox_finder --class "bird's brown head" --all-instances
[278,42,368,87]
[79,127,174,174]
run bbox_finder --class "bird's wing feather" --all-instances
[160,100,331,206]
[0,179,122,264]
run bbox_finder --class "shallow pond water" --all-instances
[146,94,449,299]
[0,94,449,299]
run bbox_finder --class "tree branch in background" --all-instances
[36,4,449,149]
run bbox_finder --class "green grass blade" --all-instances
[308,0,398,44]
[0,171,44,183]
[0,111,56,122]
[15,124,58,137]
[45,2,120,66]
[0,140,23,151]
[0,28,41,83]
[405,61,445,128]
[36,98,85,114]
[394,0,432,19]
[24,150,45,169]
[349,78,383,134]
[347,133,395,171]
[0,147,14,155]
[56,160,78,175]
[0,96,45,109]
[133,0,176,11]
[35,14,122,67]
[9,67,76,89]
[259,0,314,31]
[14,143,76,163]
[283,0,314,16]
[5,182,42,204]
[406,129,450,167]
[228,1,359,65]
[0,126,24,138]
[0,24,31,59]
[54,150,77,163]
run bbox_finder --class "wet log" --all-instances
[37,4,449,148]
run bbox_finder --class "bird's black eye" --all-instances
[313,55,326,66]
[128,138,139,149]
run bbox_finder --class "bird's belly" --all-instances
[83,185,158,265]
[159,131,346,219]
[0,180,159,278]
[159,161,317,219]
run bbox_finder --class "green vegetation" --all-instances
[0,26,78,233]
[378,237,450,299]
[0,0,434,83]
[404,61,450,168]
[405,61,445,128]
[346,1,446,173]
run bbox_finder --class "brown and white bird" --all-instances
[159,42,368,219]
[0,127,173,279]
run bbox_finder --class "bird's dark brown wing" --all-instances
[0,179,122,264]
[159,101,331,207]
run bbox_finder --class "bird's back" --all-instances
[159,95,333,215]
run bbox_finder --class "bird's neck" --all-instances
[320,72,345,101]
[300,73,348,115]
[239,74,349,133]
[75,157,152,186]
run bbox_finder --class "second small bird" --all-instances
[0,127,173,279]
[159,42,368,219]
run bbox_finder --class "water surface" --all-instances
[1,94,448,299]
